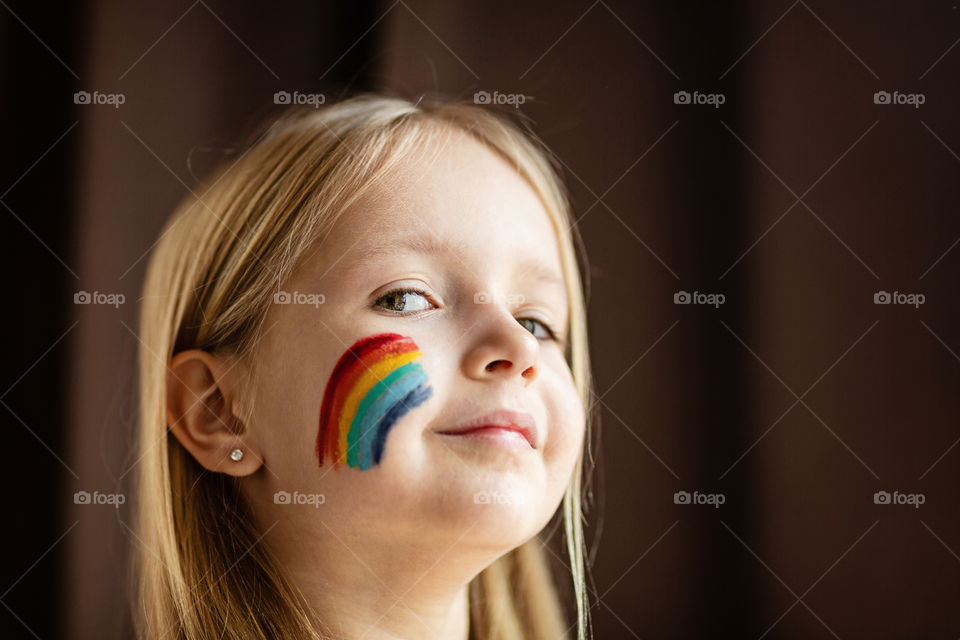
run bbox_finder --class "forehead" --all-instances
[326,129,566,286]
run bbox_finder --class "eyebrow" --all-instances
[351,234,568,294]
[513,258,568,294]
[353,234,464,268]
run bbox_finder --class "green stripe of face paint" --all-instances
[346,361,421,468]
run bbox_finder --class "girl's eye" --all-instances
[373,288,435,313]
[373,289,558,342]
[517,317,557,341]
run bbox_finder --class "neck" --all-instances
[275,523,487,640]
[301,574,471,640]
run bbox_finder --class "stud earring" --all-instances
[229,448,244,462]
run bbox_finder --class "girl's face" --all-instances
[243,129,585,557]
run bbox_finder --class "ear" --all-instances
[166,349,263,477]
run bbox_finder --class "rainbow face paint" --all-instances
[316,333,433,470]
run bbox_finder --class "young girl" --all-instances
[135,94,595,640]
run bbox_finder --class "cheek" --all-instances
[316,332,433,472]
[543,361,586,471]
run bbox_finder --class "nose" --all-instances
[462,305,540,385]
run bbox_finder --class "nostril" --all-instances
[486,360,509,372]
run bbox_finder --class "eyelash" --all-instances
[373,287,560,342]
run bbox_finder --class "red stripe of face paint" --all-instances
[316,333,398,465]
[323,337,419,464]
[315,333,420,468]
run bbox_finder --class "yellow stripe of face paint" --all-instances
[336,350,423,460]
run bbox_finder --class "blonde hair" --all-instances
[134,94,595,639]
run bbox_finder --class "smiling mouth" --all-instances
[435,409,537,449]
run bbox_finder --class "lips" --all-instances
[436,409,538,448]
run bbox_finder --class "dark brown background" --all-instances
[1,1,958,638]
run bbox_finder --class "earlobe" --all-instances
[165,349,263,477]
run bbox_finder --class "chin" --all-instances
[465,503,544,553]
[471,482,550,538]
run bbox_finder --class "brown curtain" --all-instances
[1,1,957,638]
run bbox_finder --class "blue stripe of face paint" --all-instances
[357,366,431,470]
[369,379,433,468]
[348,362,421,469]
